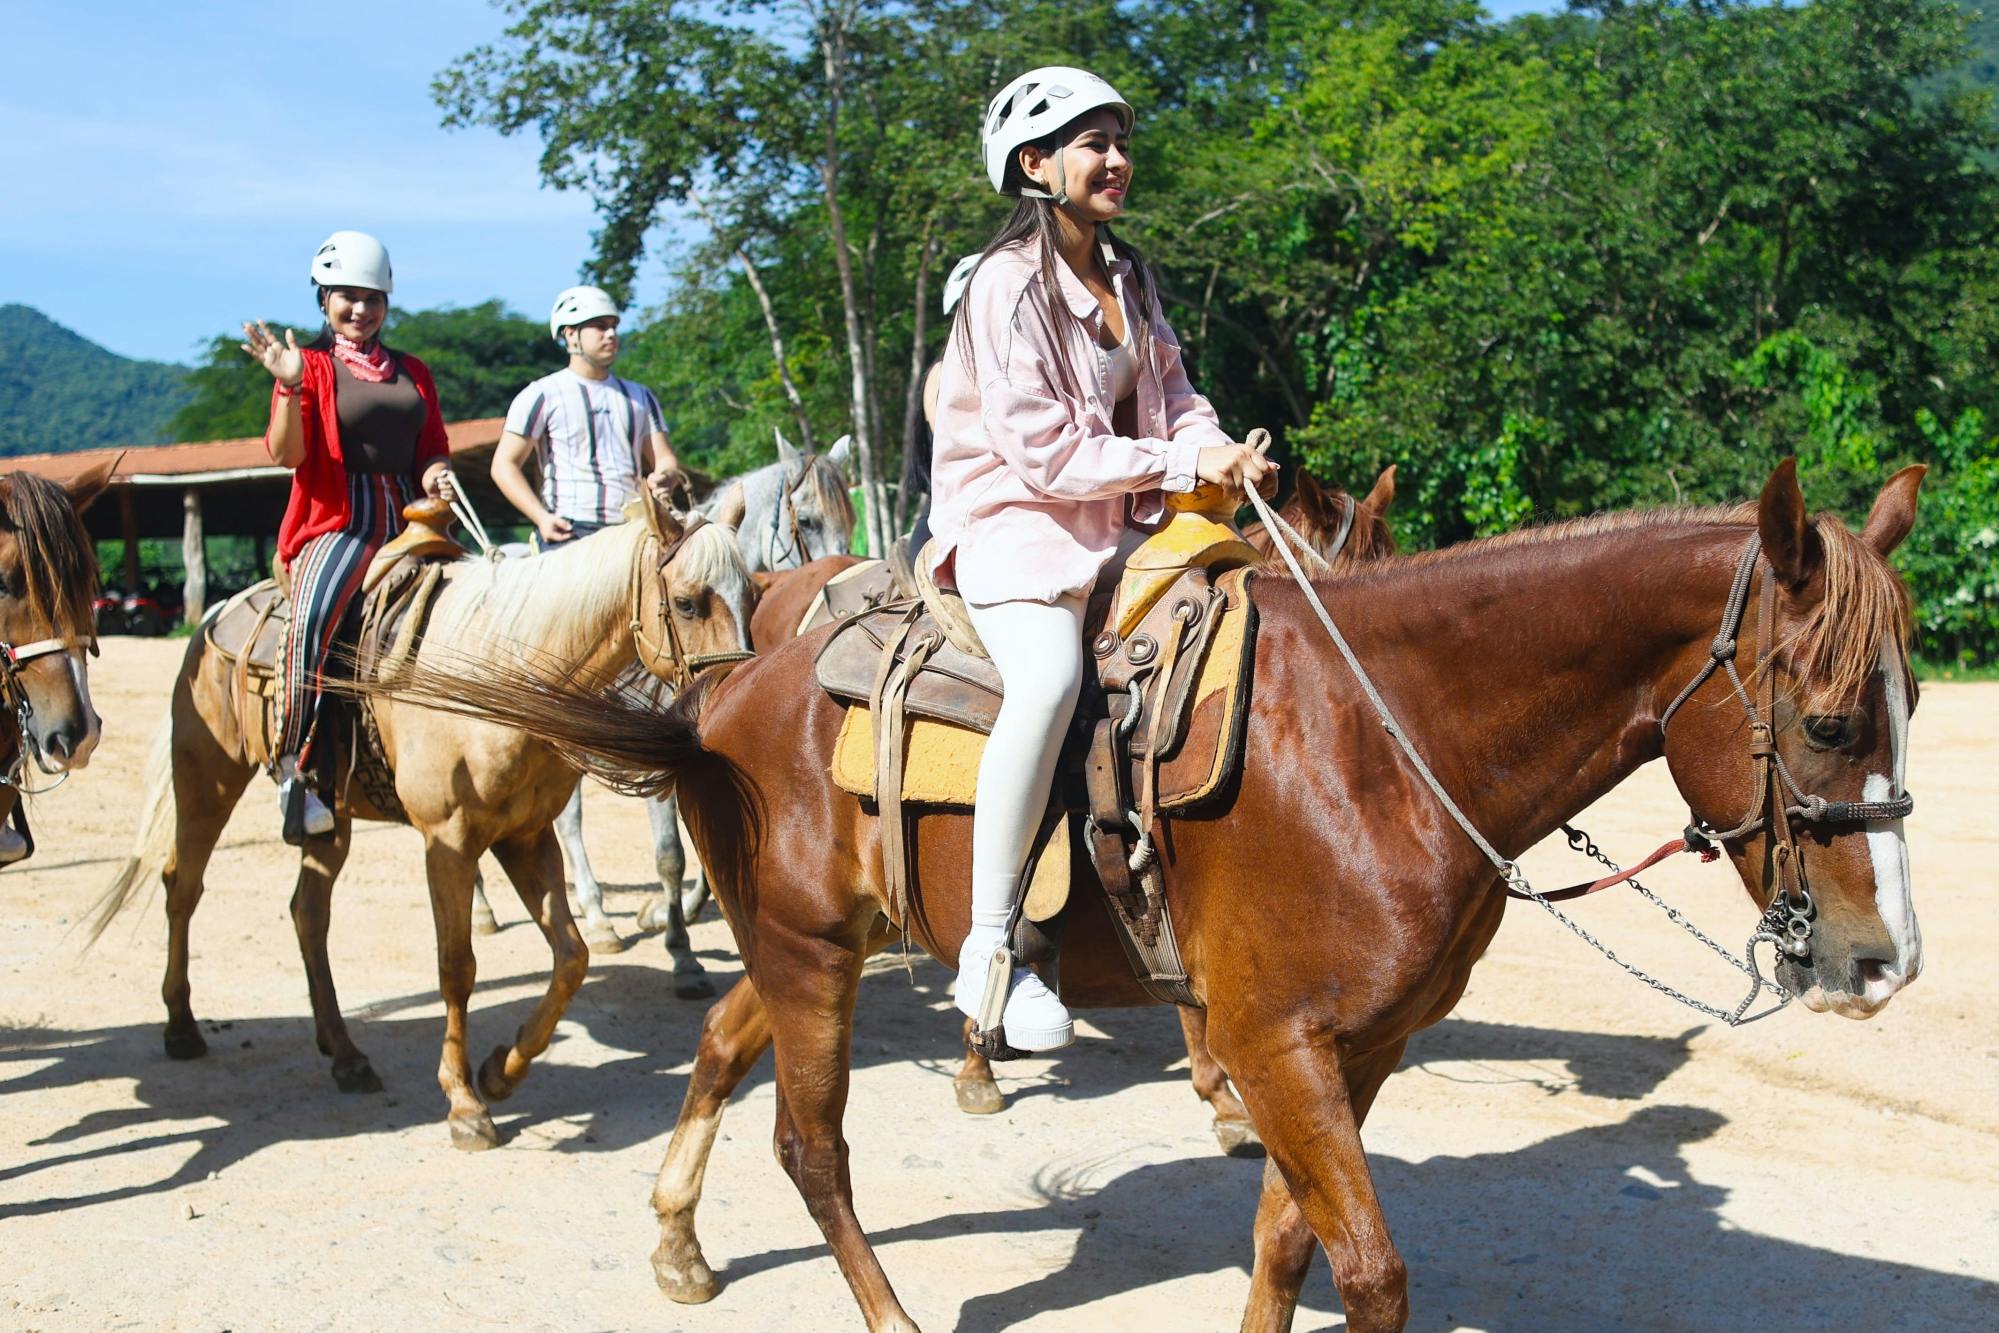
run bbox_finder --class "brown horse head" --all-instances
[0,460,114,772]
[1248,463,1397,570]
[1658,460,1924,1018]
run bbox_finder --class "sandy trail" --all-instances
[3,638,1995,1330]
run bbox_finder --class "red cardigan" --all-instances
[272,346,451,564]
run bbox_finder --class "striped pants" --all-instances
[275,473,414,764]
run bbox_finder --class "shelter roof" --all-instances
[4,418,506,487]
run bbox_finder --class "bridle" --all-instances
[764,458,816,570]
[628,511,756,690]
[0,633,91,792]
[1654,535,1915,960]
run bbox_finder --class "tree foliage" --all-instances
[434,0,1999,663]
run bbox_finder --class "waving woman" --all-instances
[240,230,458,843]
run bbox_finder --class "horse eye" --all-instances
[1802,714,1858,749]
[672,596,700,617]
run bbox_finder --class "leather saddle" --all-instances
[205,498,466,806]
[795,533,925,638]
[811,486,1264,1020]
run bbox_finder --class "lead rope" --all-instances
[1238,449,1790,1026]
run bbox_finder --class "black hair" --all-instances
[949,114,1156,378]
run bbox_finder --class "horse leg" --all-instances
[423,837,501,1150]
[764,934,918,1331]
[636,792,686,933]
[287,813,380,1093]
[161,755,253,1061]
[951,1016,1005,1115]
[1181,1008,1260,1157]
[555,779,623,954]
[1237,1040,1411,1333]
[470,867,499,936]
[651,976,773,1303]
[476,825,591,1103]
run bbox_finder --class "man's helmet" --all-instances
[550,285,622,346]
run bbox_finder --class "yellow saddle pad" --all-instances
[831,571,1256,811]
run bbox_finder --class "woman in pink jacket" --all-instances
[929,66,1274,1051]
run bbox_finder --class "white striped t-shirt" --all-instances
[503,369,667,525]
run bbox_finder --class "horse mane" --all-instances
[1349,502,1909,710]
[420,519,742,665]
[803,454,857,540]
[1,472,99,648]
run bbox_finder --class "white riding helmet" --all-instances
[982,66,1133,198]
[309,230,393,294]
[940,253,981,316]
[549,285,622,346]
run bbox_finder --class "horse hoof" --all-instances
[332,1059,384,1094]
[584,925,626,955]
[635,897,668,933]
[673,971,716,1001]
[954,1077,1006,1115]
[1213,1117,1265,1158]
[449,1112,502,1152]
[652,1246,719,1304]
[164,1027,208,1061]
[477,1045,518,1103]
[471,910,500,937]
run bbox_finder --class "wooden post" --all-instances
[182,487,206,626]
[119,486,141,591]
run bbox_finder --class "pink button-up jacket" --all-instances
[926,238,1232,605]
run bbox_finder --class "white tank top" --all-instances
[1104,316,1138,404]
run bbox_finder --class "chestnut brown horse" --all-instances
[92,494,756,1148]
[379,460,1924,1328]
[0,461,116,864]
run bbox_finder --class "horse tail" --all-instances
[86,711,175,945]
[356,652,763,932]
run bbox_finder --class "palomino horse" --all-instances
[378,460,1924,1327]
[93,493,756,1148]
[0,462,116,864]
[551,435,857,956]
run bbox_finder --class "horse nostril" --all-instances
[43,730,73,761]
[1853,956,1896,993]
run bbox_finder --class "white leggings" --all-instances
[963,593,1088,934]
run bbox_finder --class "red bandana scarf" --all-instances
[332,333,395,383]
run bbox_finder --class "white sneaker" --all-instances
[0,823,28,864]
[276,756,336,841]
[954,940,1074,1052]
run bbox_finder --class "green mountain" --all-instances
[0,305,191,457]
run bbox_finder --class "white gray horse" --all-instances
[490,432,856,995]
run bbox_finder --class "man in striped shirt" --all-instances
[493,285,685,544]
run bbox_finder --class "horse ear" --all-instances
[712,480,747,531]
[825,434,855,480]
[1361,463,1396,518]
[1292,469,1328,523]
[1758,458,1821,590]
[642,484,685,544]
[65,453,121,516]
[1859,464,1925,557]
[773,428,802,473]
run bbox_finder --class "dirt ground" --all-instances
[2,637,1995,1331]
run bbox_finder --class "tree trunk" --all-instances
[181,487,206,627]
[690,190,817,453]
[817,7,886,557]
[897,225,939,533]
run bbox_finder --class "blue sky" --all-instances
[5,0,1556,366]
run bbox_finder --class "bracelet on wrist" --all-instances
[275,379,303,398]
